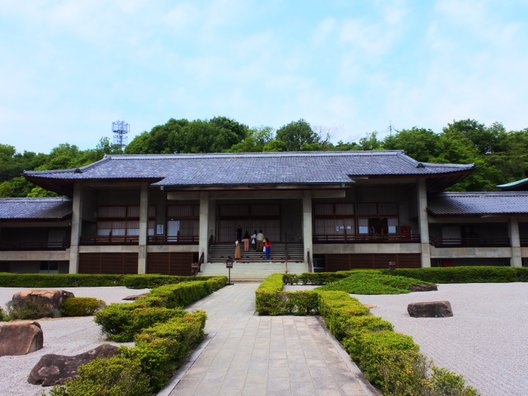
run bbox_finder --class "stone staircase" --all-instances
[197,261,309,281]
[200,242,307,281]
[207,242,304,263]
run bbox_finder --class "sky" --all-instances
[1,0,528,153]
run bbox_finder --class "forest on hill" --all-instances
[1,117,527,197]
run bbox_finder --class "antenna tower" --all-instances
[388,121,398,136]
[112,120,129,149]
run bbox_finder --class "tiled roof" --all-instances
[24,151,474,187]
[428,192,528,216]
[0,198,71,220]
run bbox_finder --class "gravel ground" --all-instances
[0,287,149,396]
[285,282,528,396]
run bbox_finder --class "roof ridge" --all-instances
[106,150,405,160]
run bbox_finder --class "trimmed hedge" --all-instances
[382,266,528,284]
[96,276,225,341]
[283,271,354,285]
[125,311,207,391]
[255,274,318,315]
[60,297,106,317]
[0,273,224,288]
[0,273,125,287]
[0,307,7,321]
[140,277,227,308]
[95,305,186,342]
[49,355,151,396]
[123,275,222,289]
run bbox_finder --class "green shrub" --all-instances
[318,272,434,294]
[317,291,370,340]
[125,311,207,391]
[255,274,319,315]
[255,274,285,315]
[137,277,227,308]
[50,355,151,396]
[382,266,528,284]
[347,330,419,388]
[123,274,192,289]
[283,271,354,285]
[0,273,225,288]
[94,304,186,342]
[0,273,125,287]
[60,297,106,317]
[426,366,479,396]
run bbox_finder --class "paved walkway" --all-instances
[165,283,376,396]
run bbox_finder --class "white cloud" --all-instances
[312,17,336,45]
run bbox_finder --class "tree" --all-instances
[383,128,440,162]
[125,117,247,154]
[358,132,382,150]
[443,119,499,156]
[275,119,320,151]
[230,127,273,152]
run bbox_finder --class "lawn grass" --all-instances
[316,271,433,294]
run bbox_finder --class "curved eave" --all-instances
[23,175,164,196]
[348,167,475,192]
[425,168,475,193]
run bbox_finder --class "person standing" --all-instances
[236,225,242,243]
[251,230,257,250]
[256,229,264,252]
[242,231,250,252]
[263,238,272,260]
[234,240,241,260]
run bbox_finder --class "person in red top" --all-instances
[263,238,271,260]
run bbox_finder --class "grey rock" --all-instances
[28,343,119,386]
[407,301,453,317]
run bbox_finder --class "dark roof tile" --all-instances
[24,151,474,187]
[0,198,72,220]
[428,192,528,216]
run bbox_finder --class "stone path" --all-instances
[164,283,376,396]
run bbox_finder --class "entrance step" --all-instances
[197,261,309,281]
[208,243,304,263]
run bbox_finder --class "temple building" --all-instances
[1,151,527,276]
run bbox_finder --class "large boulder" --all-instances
[9,290,75,319]
[28,343,120,386]
[0,321,43,356]
[407,301,453,318]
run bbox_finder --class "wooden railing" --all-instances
[148,235,199,245]
[431,237,511,248]
[80,236,139,245]
[313,233,420,243]
[0,241,70,251]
